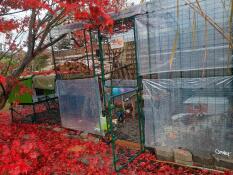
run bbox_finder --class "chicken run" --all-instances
[0,0,233,174]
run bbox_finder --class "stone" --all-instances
[213,155,233,170]
[83,138,88,142]
[63,133,70,138]
[174,148,193,165]
[52,127,64,132]
[38,125,52,129]
[86,135,98,143]
[80,132,89,139]
[68,130,77,135]
[155,146,174,161]
[92,138,100,143]
[22,134,30,140]
[78,154,104,168]
[63,133,80,139]
[79,157,89,165]
[175,159,193,166]
[193,152,214,168]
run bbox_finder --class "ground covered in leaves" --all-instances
[0,111,233,175]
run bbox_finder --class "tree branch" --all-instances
[0,10,27,16]
[35,33,66,54]
[36,10,65,50]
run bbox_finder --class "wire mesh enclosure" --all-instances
[136,0,233,166]
[51,15,145,170]
[143,77,232,153]
[99,18,145,171]
[136,0,232,76]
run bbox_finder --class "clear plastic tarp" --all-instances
[143,76,233,156]
[136,0,232,75]
[56,78,104,135]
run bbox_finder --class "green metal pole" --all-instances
[133,17,145,151]
[107,38,114,109]
[98,30,107,111]
[108,99,117,171]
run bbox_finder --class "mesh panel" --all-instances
[56,78,103,135]
[143,77,233,156]
[136,0,232,75]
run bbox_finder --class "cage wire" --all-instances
[136,0,233,161]
[100,18,145,171]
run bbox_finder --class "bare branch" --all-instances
[35,33,66,54]
[36,10,65,50]
[0,10,27,16]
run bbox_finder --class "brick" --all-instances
[155,146,174,161]
[174,148,193,164]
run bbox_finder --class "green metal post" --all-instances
[133,17,145,151]
[98,30,108,118]
[107,38,114,108]
[108,99,117,170]
[98,30,106,106]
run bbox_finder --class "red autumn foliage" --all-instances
[0,120,115,174]
[0,111,232,175]
[0,75,6,87]
[0,0,125,84]
[0,19,18,33]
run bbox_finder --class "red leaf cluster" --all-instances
[0,111,232,174]
[0,122,115,175]
[121,153,233,175]
[0,19,18,33]
[0,75,6,87]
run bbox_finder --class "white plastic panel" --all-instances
[56,78,103,135]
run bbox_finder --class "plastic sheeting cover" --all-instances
[136,0,232,75]
[56,78,103,135]
[143,76,233,157]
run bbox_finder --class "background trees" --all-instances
[0,0,125,109]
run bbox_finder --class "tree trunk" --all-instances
[0,33,66,110]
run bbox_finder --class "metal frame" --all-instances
[51,13,146,172]
[97,16,145,171]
